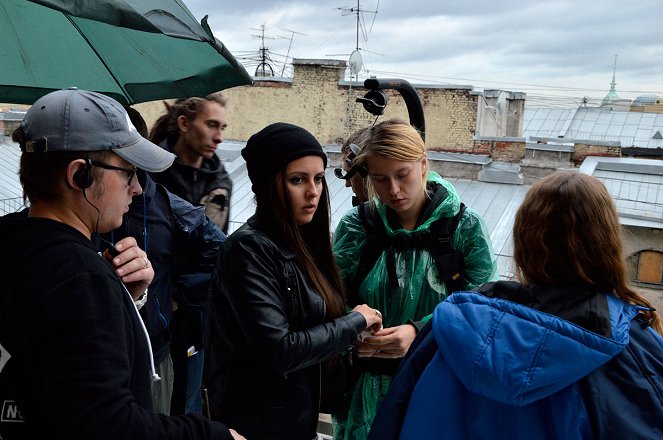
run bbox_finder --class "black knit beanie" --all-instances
[242,122,328,188]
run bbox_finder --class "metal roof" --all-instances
[0,138,526,280]
[0,138,24,213]
[523,106,663,148]
[3,137,662,280]
[580,157,663,229]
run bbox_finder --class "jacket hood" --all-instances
[0,212,93,281]
[434,291,639,406]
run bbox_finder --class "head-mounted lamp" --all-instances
[334,143,368,180]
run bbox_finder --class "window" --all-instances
[629,250,663,285]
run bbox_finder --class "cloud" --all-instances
[185,0,663,103]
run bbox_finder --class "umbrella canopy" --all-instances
[0,0,252,105]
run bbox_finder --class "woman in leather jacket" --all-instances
[205,123,382,440]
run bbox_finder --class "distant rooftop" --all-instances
[523,106,663,148]
[580,156,663,229]
[633,94,661,106]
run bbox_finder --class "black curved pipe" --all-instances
[362,78,426,141]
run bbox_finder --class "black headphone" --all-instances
[356,90,388,116]
[73,157,94,189]
[334,143,368,180]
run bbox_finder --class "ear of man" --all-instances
[68,158,94,190]
[176,114,189,133]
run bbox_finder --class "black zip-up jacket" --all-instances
[0,214,232,439]
[204,216,367,440]
[152,139,233,233]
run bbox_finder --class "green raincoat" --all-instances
[331,172,498,439]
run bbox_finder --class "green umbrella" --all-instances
[0,0,253,105]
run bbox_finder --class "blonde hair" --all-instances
[514,172,662,334]
[354,119,428,198]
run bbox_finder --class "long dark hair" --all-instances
[514,171,662,334]
[149,94,227,145]
[253,168,345,320]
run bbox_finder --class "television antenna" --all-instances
[278,28,307,76]
[330,0,381,81]
[249,24,279,76]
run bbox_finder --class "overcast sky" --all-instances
[184,0,662,108]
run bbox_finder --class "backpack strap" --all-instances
[351,200,468,300]
[430,203,466,294]
[350,201,390,300]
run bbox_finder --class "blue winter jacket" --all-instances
[369,281,663,439]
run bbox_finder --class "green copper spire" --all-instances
[602,55,619,106]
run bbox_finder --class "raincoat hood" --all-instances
[373,171,461,235]
[434,291,638,406]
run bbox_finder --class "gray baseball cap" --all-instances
[19,88,175,172]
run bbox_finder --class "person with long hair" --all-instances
[204,122,383,440]
[149,94,232,415]
[369,171,663,439]
[332,119,498,439]
[150,94,232,233]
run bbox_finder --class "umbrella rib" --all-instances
[64,13,133,105]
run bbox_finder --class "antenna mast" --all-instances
[338,0,378,53]
[250,24,277,77]
[336,1,379,132]
[279,28,307,77]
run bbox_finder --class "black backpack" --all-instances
[349,198,467,299]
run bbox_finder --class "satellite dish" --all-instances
[349,50,363,75]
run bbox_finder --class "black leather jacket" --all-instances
[204,217,366,440]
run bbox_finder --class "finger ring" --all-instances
[142,257,149,269]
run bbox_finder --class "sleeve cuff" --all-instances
[134,289,148,310]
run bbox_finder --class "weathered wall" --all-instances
[473,137,526,162]
[477,90,527,139]
[421,87,479,151]
[624,226,663,256]
[624,226,663,311]
[1,60,527,163]
[573,141,621,164]
[137,59,488,153]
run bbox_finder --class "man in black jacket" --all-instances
[149,94,233,415]
[0,88,241,439]
[150,94,232,233]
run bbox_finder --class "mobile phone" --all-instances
[99,236,120,257]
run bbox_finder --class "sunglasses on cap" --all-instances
[334,143,368,180]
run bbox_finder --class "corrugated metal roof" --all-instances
[580,157,663,228]
[3,137,662,280]
[524,107,663,148]
[0,139,23,212]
